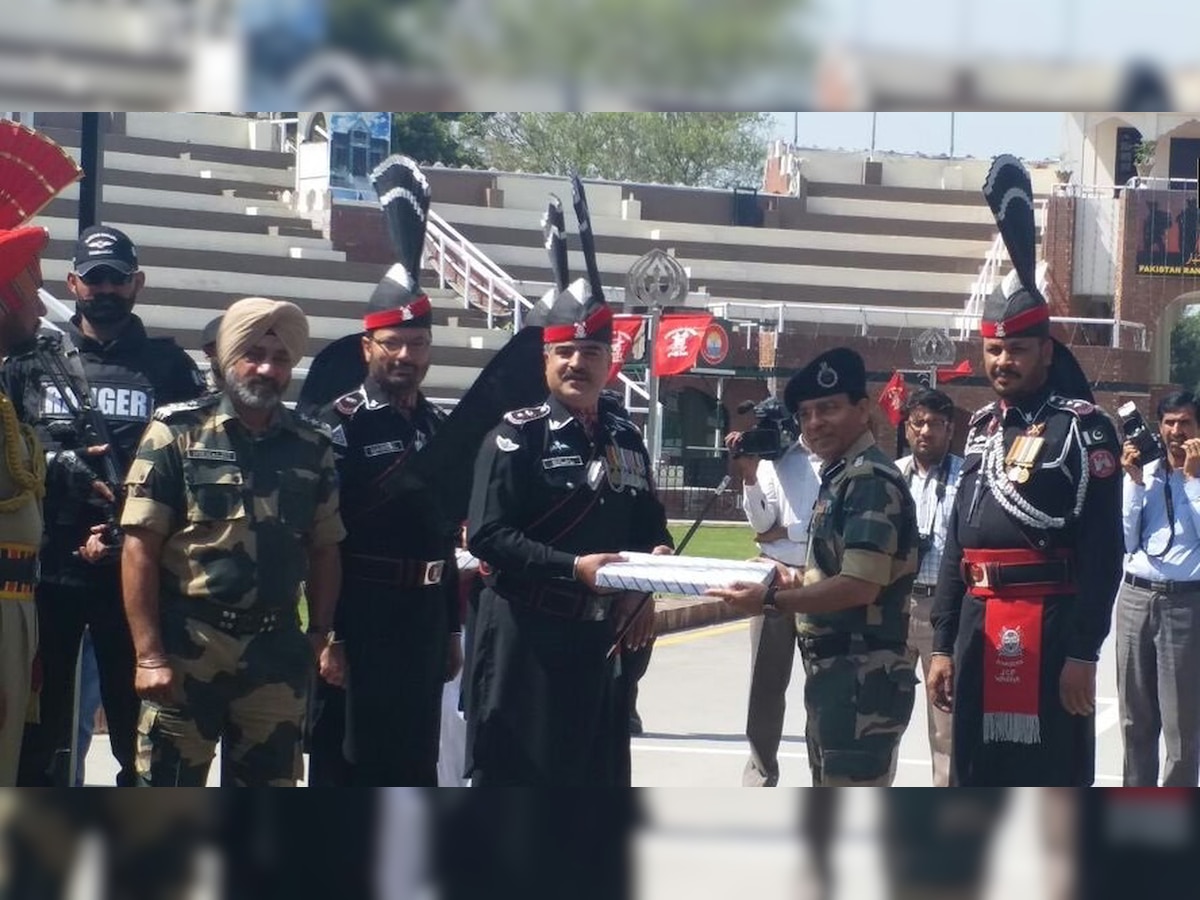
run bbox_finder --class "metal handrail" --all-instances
[424,208,532,329]
[422,208,650,403]
[965,232,1005,331]
[704,300,1146,350]
[1053,178,1200,197]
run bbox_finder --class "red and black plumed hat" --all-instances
[981,154,1093,402]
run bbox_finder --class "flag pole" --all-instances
[645,305,662,465]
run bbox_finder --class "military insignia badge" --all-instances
[816,361,838,389]
[997,626,1023,659]
[504,404,551,425]
[495,435,520,452]
[1088,448,1117,478]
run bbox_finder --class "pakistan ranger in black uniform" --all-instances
[4,226,204,786]
[465,176,673,786]
[928,156,1123,786]
[308,156,461,786]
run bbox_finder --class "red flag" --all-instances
[936,359,973,382]
[607,314,645,383]
[653,313,713,376]
[878,371,908,426]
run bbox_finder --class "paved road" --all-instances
[630,615,1126,787]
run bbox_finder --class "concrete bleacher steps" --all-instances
[26,116,506,402]
[429,188,1005,313]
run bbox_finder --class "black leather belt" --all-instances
[799,632,908,661]
[910,583,937,598]
[344,553,446,589]
[1124,572,1200,595]
[176,603,296,636]
[962,559,1072,589]
[490,575,615,622]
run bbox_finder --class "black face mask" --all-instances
[77,293,134,327]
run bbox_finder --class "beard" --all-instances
[226,369,284,410]
[369,357,427,397]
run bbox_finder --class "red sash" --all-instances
[962,548,1073,745]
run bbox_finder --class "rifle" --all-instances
[33,323,125,554]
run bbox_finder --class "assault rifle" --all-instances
[35,291,124,553]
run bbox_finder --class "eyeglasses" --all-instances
[78,268,134,287]
[906,416,950,432]
[370,336,430,355]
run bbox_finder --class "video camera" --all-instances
[731,397,799,462]
[1117,401,1165,466]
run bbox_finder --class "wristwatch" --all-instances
[762,584,780,617]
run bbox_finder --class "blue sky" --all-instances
[768,112,1066,162]
[809,0,1200,66]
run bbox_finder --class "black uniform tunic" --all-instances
[310,380,459,786]
[466,396,671,786]
[930,387,1123,785]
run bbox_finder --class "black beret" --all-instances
[784,347,867,413]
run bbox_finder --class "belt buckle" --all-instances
[967,562,991,588]
[422,560,445,586]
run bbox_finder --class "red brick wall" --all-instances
[1042,194,1075,318]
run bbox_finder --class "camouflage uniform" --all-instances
[798,430,919,786]
[118,393,345,786]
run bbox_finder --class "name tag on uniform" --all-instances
[186,448,237,462]
[543,455,583,470]
[364,440,405,458]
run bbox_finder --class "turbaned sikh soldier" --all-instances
[927,155,1123,786]
[0,227,50,786]
[711,347,920,786]
[308,155,462,787]
[465,176,673,787]
[120,297,346,786]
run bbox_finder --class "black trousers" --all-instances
[17,576,139,786]
[308,577,447,787]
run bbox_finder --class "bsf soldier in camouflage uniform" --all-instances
[711,347,919,786]
[119,297,346,786]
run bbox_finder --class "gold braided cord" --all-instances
[0,391,45,513]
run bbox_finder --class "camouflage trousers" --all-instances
[136,613,312,786]
[800,640,917,786]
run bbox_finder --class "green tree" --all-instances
[447,0,810,103]
[390,113,490,167]
[475,112,770,188]
[1170,309,1200,393]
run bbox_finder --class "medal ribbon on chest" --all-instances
[1004,421,1045,484]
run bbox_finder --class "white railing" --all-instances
[703,300,1146,351]
[422,211,652,403]
[1053,178,1199,197]
[423,208,533,330]
[965,232,1006,330]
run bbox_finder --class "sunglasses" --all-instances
[78,268,134,287]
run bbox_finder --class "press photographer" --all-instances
[723,392,821,786]
[1116,391,1200,787]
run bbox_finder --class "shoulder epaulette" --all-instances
[152,395,219,422]
[334,389,365,417]
[504,403,551,426]
[296,411,334,440]
[1047,395,1096,417]
[969,401,999,427]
